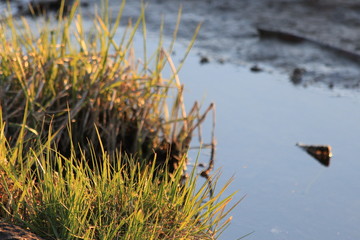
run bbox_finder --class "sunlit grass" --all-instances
[0,123,236,239]
[0,0,239,239]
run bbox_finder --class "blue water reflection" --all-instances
[178,55,360,240]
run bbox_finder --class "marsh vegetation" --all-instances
[0,1,237,239]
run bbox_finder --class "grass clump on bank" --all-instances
[0,1,238,239]
[0,128,235,239]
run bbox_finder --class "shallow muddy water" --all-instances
[114,0,360,89]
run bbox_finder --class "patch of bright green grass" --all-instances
[0,123,237,239]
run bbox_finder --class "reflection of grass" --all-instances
[0,0,239,239]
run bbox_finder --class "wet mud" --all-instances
[117,0,360,89]
[2,0,360,89]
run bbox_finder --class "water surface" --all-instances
[178,54,360,240]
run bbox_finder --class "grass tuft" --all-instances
[0,0,211,173]
[0,0,239,239]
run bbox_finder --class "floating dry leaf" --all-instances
[296,143,332,167]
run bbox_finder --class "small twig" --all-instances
[189,103,214,133]
[200,103,216,199]
[200,103,216,177]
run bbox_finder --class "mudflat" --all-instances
[121,0,360,89]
